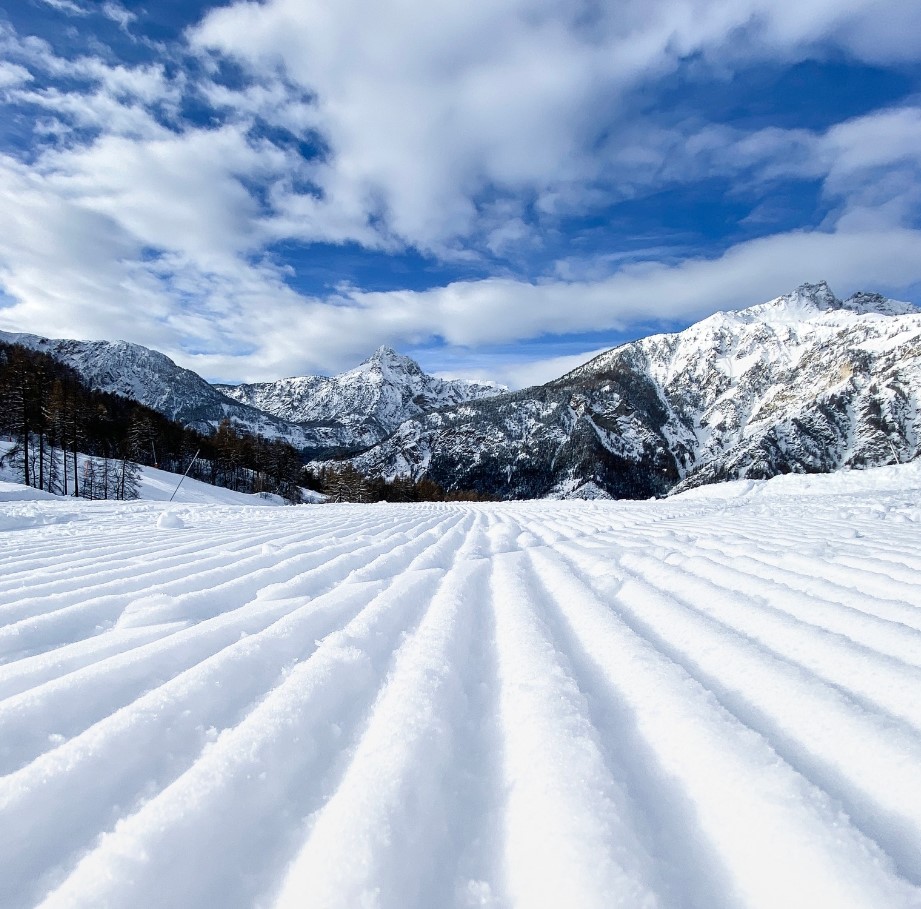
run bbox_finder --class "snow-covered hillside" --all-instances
[217,346,505,448]
[2,463,921,908]
[591,281,921,490]
[346,282,921,498]
[0,329,317,447]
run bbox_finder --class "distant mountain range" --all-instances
[3,280,919,498]
[215,346,505,451]
[0,331,504,459]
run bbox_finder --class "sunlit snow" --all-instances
[2,463,921,908]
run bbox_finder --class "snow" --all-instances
[0,441,289,507]
[2,463,921,908]
[218,345,506,448]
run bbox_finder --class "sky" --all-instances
[0,0,920,388]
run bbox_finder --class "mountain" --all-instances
[216,346,505,450]
[0,329,322,448]
[341,283,921,499]
[5,282,919,500]
[0,332,504,459]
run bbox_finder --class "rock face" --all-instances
[343,283,921,499]
[216,346,505,451]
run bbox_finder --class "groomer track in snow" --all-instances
[2,464,921,908]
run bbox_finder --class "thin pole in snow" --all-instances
[169,449,200,502]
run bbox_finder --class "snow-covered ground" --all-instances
[0,440,321,506]
[2,463,921,908]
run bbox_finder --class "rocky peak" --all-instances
[360,346,424,377]
[841,292,920,316]
[790,280,838,308]
[738,281,918,323]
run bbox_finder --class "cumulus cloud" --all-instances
[191,0,921,253]
[170,221,921,384]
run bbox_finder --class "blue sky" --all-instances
[0,0,920,387]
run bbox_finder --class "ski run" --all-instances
[2,463,921,909]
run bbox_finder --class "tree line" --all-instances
[310,463,495,503]
[0,342,304,503]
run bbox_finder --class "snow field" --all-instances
[1,465,921,908]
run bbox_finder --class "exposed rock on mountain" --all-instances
[0,333,504,459]
[342,283,921,499]
[217,346,505,450]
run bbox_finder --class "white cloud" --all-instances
[0,61,33,90]
[191,0,921,253]
[35,0,137,31]
[101,2,137,32]
[437,347,615,390]
[39,124,297,265]
[2,123,920,387]
[162,221,921,385]
[36,0,88,16]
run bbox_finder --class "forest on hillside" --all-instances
[0,342,305,502]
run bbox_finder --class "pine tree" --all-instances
[2,347,34,486]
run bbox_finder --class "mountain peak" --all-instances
[761,282,917,317]
[737,281,840,322]
[360,345,422,372]
[788,280,839,308]
[742,280,915,321]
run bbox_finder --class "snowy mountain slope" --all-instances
[344,283,921,498]
[0,330,320,448]
[0,331,503,457]
[2,463,921,907]
[585,281,921,491]
[216,346,505,449]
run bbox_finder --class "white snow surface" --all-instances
[2,463,921,908]
[0,442,299,507]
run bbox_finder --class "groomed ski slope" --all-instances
[2,465,921,909]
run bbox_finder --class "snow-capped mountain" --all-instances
[5,282,919,498]
[343,283,921,498]
[0,332,504,458]
[216,346,505,449]
[0,329,321,447]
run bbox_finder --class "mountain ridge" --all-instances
[0,330,505,459]
[215,344,505,448]
[339,282,921,498]
[3,281,919,499]
[0,328,324,448]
